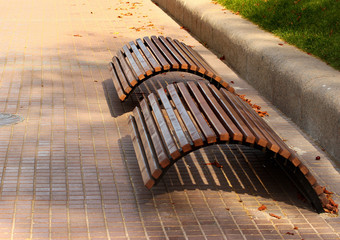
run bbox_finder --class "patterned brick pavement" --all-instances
[0,0,339,239]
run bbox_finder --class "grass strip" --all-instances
[215,0,340,70]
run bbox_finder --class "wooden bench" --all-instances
[128,81,331,213]
[108,36,234,101]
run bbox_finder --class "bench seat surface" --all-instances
[128,81,330,213]
[109,36,233,101]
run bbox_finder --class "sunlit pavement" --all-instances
[0,0,339,239]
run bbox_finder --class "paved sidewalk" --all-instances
[0,0,339,239]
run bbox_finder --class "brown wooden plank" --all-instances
[197,82,243,141]
[140,98,170,168]
[122,45,145,81]
[143,36,170,70]
[176,82,217,144]
[224,90,281,151]
[221,89,269,148]
[158,36,188,70]
[136,38,162,72]
[116,50,138,87]
[187,82,229,141]
[133,107,163,179]
[108,62,127,101]
[182,43,215,79]
[290,154,301,167]
[174,39,206,75]
[148,93,181,160]
[111,57,132,94]
[129,41,153,76]
[128,116,155,189]
[232,92,291,157]
[208,84,256,144]
[306,172,317,186]
[151,36,180,69]
[157,88,193,153]
[167,84,204,147]
[183,45,230,90]
[166,37,197,71]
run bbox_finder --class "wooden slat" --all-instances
[181,43,215,79]
[223,90,283,152]
[122,45,145,80]
[167,84,204,147]
[140,98,170,168]
[128,116,155,189]
[136,38,162,72]
[108,62,126,101]
[189,49,232,90]
[233,94,292,158]
[197,82,243,141]
[133,107,163,179]
[174,39,206,75]
[129,41,153,76]
[151,36,180,69]
[176,82,216,144]
[116,50,138,87]
[166,37,197,71]
[208,84,256,144]
[221,89,269,148]
[157,88,192,153]
[158,36,188,70]
[111,57,132,94]
[143,36,170,70]
[148,93,181,159]
[187,82,229,141]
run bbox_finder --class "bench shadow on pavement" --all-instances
[121,135,313,213]
[105,74,314,212]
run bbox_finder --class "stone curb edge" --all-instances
[153,0,340,162]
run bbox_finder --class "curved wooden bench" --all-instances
[108,36,234,101]
[128,81,332,213]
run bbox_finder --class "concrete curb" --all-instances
[153,0,340,162]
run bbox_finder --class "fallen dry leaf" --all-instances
[238,94,269,117]
[258,204,267,211]
[329,198,338,207]
[269,213,281,219]
[204,160,223,168]
[73,34,82,37]
[323,187,334,195]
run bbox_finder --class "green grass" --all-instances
[215,0,340,70]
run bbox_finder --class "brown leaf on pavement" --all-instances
[269,213,281,219]
[258,204,267,211]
